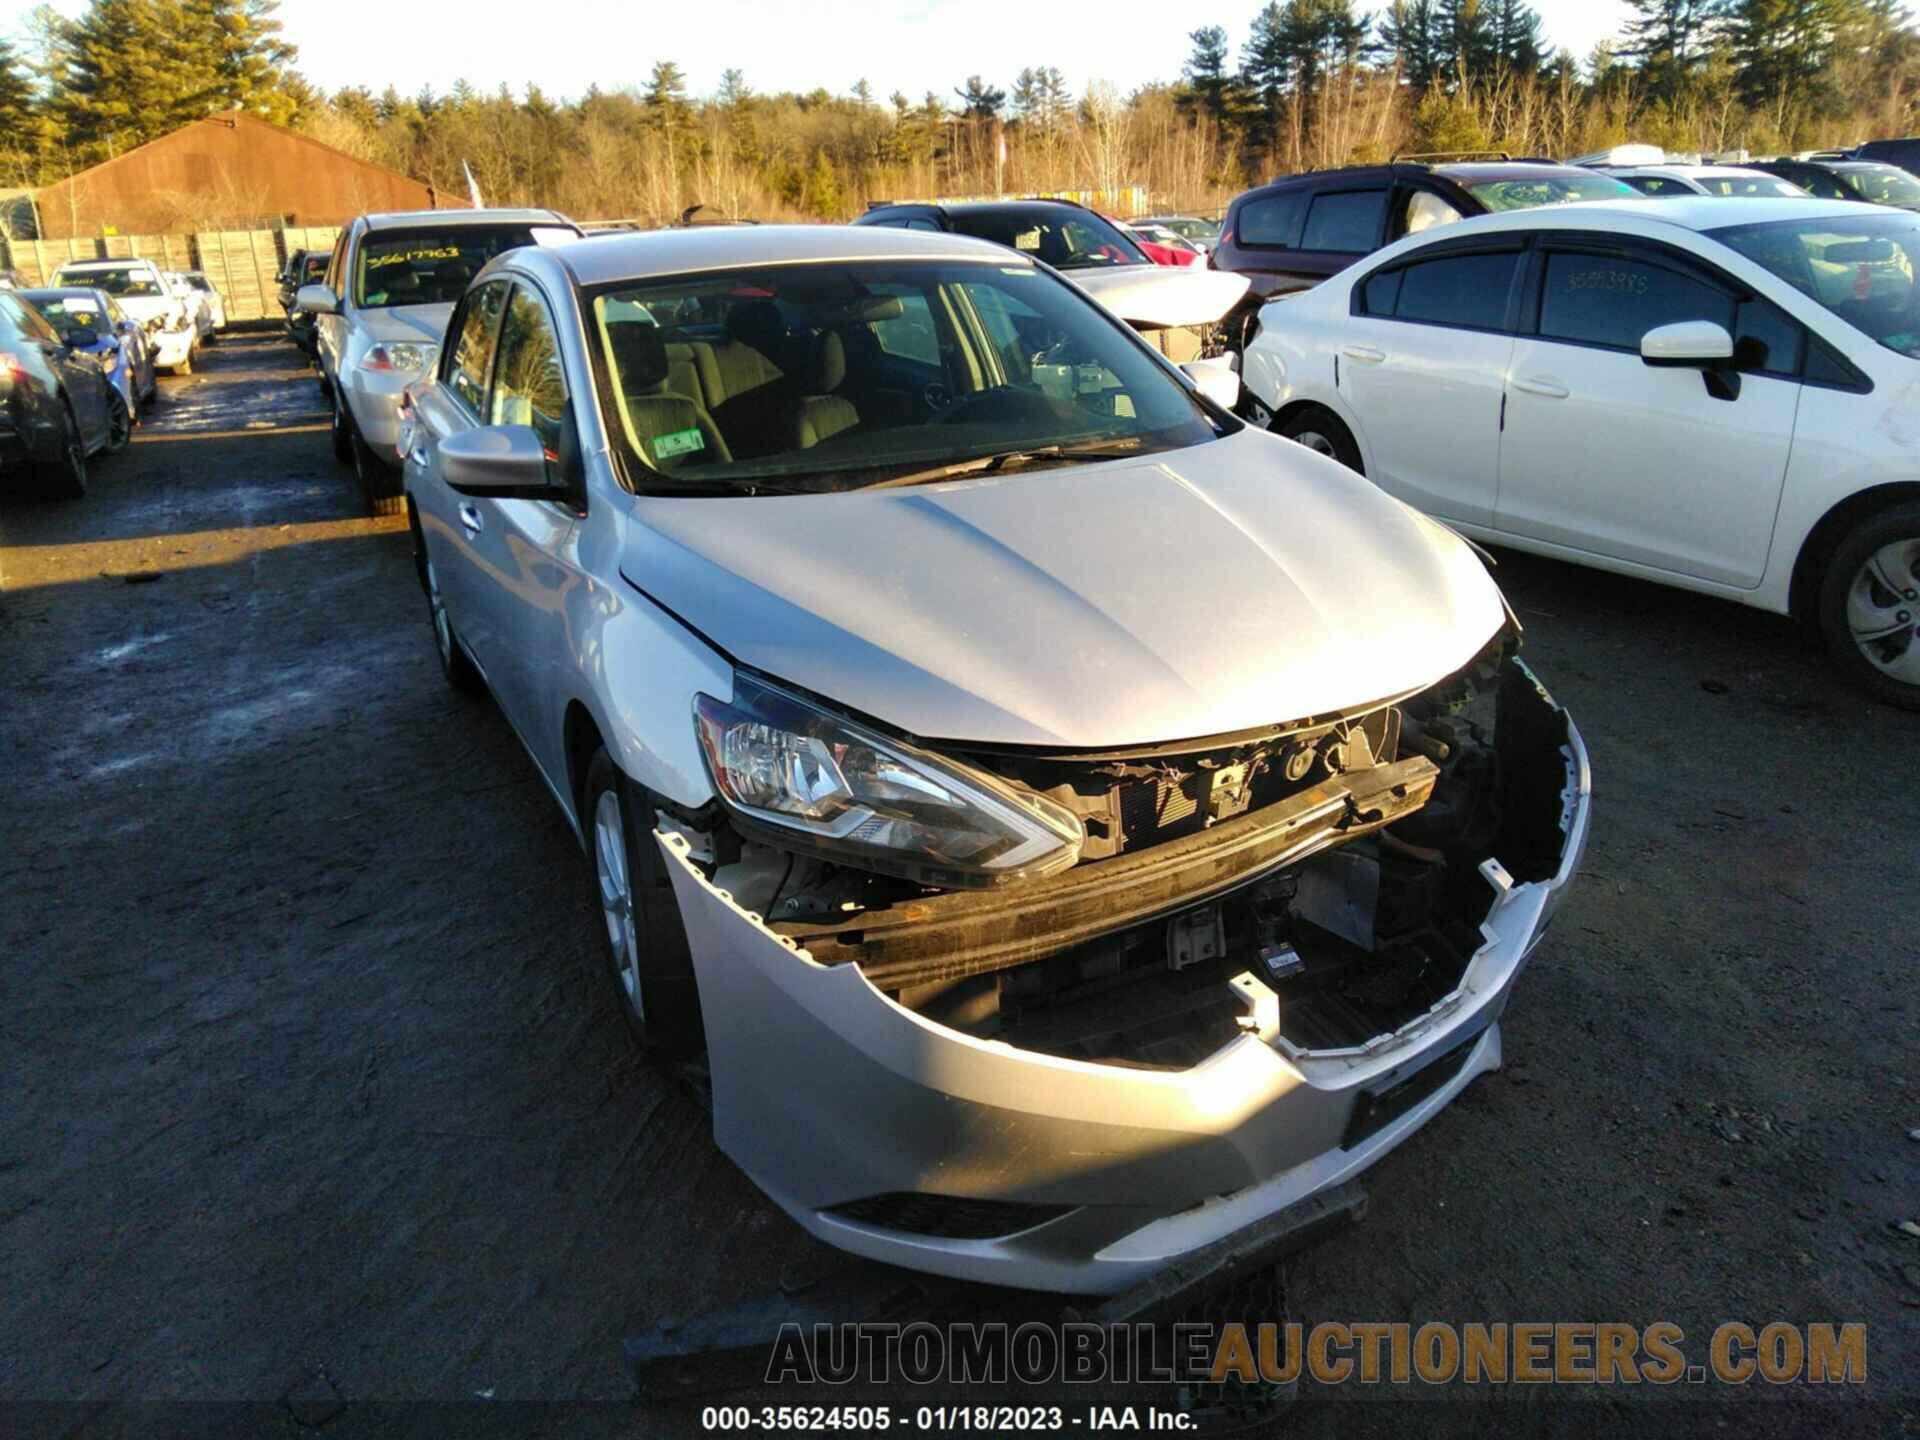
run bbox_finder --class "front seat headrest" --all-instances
[606,320,669,390]
[806,331,846,393]
[726,298,786,353]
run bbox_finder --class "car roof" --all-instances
[534,222,1026,288]
[57,257,157,268]
[1395,194,1876,239]
[20,286,106,299]
[1616,164,1779,180]
[1432,162,1616,184]
[360,207,575,232]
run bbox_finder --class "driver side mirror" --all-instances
[295,283,339,316]
[1641,320,1740,401]
[439,424,566,499]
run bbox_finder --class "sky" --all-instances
[10,0,1636,103]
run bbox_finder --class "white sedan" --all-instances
[1242,195,1920,709]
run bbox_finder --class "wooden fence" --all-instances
[0,226,340,322]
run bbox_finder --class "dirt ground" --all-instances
[1,334,1914,1437]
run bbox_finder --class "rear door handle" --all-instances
[1341,345,1386,364]
[458,503,484,535]
[1514,376,1570,399]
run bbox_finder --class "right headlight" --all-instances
[694,675,1083,888]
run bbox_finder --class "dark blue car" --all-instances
[21,286,157,420]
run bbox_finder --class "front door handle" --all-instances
[1341,345,1386,364]
[1514,376,1570,399]
[458,503,484,535]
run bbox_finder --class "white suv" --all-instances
[295,207,581,514]
[1243,195,1920,709]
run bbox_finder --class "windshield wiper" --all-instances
[861,438,1147,491]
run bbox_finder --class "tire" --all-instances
[330,385,353,463]
[1274,404,1364,474]
[582,748,705,1058]
[421,546,484,694]
[37,402,87,499]
[101,387,132,455]
[352,427,405,517]
[1817,499,1920,711]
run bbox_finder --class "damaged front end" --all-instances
[658,631,1590,1296]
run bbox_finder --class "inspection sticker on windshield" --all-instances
[653,428,705,459]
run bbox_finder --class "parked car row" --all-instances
[0,285,134,496]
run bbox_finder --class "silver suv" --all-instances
[296,207,580,514]
[402,224,1590,1296]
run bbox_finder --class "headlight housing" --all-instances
[694,676,1083,888]
[361,343,435,374]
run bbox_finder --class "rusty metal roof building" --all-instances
[31,110,458,239]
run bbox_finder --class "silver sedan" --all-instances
[402,224,1590,1296]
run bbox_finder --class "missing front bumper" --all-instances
[660,662,1590,1295]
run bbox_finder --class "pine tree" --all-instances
[1378,0,1444,91]
[953,76,1006,120]
[1490,0,1544,72]
[1621,0,1718,100]
[1239,2,1294,154]
[1438,0,1500,78]
[0,39,34,141]
[1181,26,1238,123]
[1725,0,1844,115]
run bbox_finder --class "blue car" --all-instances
[20,287,158,420]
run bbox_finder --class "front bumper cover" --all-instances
[660,666,1591,1296]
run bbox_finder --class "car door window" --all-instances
[1732,296,1803,377]
[490,284,570,456]
[444,280,510,417]
[1539,250,1733,352]
[1301,190,1388,253]
[1237,191,1307,248]
[1378,250,1520,331]
[13,295,57,343]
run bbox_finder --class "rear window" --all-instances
[54,265,161,298]
[1301,190,1387,252]
[354,227,568,309]
[1463,173,1638,211]
[949,211,1149,270]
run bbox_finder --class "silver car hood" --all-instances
[358,303,455,344]
[622,428,1509,749]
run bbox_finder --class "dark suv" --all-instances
[1751,157,1920,211]
[853,198,1155,270]
[1850,138,1920,174]
[1208,159,1638,342]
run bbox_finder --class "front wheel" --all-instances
[1274,404,1364,475]
[1818,501,1920,711]
[422,549,483,695]
[352,428,405,517]
[104,386,132,454]
[583,748,705,1058]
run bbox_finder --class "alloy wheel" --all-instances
[1845,537,1920,685]
[594,789,644,1020]
[1291,429,1338,459]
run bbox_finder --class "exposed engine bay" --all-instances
[703,628,1576,1067]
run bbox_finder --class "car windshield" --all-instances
[949,211,1151,270]
[355,228,552,308]
[1697,173,1806,197]
[1463,173,1641,211]
[58,266,160,298]
[1839,164,1920,205]
[22,293,105,332]
[1713,212,1920,357]
[589,258,1220,494]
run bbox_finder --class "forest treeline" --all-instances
[0,0,1916,227]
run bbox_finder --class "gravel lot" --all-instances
[2,334,1914,1437]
